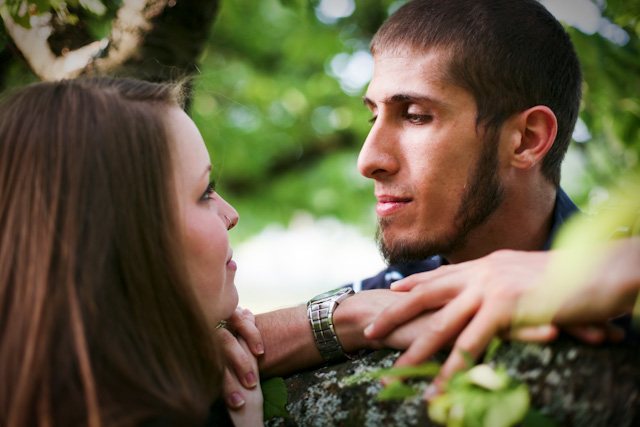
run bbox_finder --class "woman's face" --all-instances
[168,106,239,324]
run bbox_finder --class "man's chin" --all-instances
[377,229,439,266]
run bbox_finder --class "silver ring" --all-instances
[224,215,233,230]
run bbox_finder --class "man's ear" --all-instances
[509,106,557,170]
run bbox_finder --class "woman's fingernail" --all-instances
[245,372,257,387]
[256,343,265,354]
[229,393,245,408]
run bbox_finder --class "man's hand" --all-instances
[364,244,638,385]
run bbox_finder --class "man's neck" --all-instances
[446,184,557,264]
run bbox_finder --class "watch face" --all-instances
[312,287,353,301]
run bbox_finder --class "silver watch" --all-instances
[307,287,355,363]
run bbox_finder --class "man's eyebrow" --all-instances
[362,93,449,108]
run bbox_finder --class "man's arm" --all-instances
[365,238,640,384]
[255,305,322,378]
[256,289,405,378]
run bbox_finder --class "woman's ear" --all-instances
[509,106,558,170]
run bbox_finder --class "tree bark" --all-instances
[267,339,640,426]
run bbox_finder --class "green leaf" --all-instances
[428,393,453,425]
[79,0,106,16]
[377,380,419,400]
[460,350,475,370]
[261,377,291,420]
[343,361,441,385]
[483,338,502,363]
[483,383,530,427]
[522,408,559,427]
[428,365,533,427]
[466,364,508,391]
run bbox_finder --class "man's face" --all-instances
[359,48,504,265]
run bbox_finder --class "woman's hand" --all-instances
[216,307,264,411]
[222,336,263,425]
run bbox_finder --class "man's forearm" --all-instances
[256,306,324,378]
[255,290,401,378]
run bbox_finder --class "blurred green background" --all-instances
[2,0,639,239]
[2,0,639,310]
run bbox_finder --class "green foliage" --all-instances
[1,0,639,239]
[261,377,291,419]
[343,360,440,401]
[343,341,557,427]
[191,0,396,240]
[428,365,533,427]
[377,380,419,400]
[192,0,640,239]
[343,361,441,387]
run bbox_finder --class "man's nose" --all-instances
[357,119,399,179]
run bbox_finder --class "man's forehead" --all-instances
[366,52,450,95]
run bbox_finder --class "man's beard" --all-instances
[377,131,506,266]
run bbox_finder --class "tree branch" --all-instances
[1,0,219,82]
[0,10,103,81]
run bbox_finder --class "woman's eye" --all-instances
[368,116,377,124]
[201,180,216,201]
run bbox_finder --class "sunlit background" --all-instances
[4,0,636,314]
[208,0,639,313]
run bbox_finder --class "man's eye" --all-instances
[368,116,377,124]
[405,113,433,124]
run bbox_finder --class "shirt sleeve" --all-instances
[346,257,447,292]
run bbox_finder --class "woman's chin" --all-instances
[220,285,239,320]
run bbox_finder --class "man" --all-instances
[252,0,583,383]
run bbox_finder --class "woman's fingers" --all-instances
[216,328,258,390]
[223,367,247,409]
[225,338,264,425]
[227,307,264,357]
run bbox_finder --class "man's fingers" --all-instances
[392,292,481,368]
[217,328,258,389]
[563,323,627,344]
[507,324,558,342]
[389,265,462,292]
[227,307,264,356]
[438,302,512,380]
[365,282,465,340]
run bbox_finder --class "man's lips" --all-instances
[375,195,412,216]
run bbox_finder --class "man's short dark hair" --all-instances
[371,0,582,187]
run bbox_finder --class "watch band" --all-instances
[307,287,355,363]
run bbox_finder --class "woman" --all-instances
[0,78,263,425]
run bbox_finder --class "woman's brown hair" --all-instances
[0,78,221,426]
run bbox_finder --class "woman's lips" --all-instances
[226,250,237,270]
